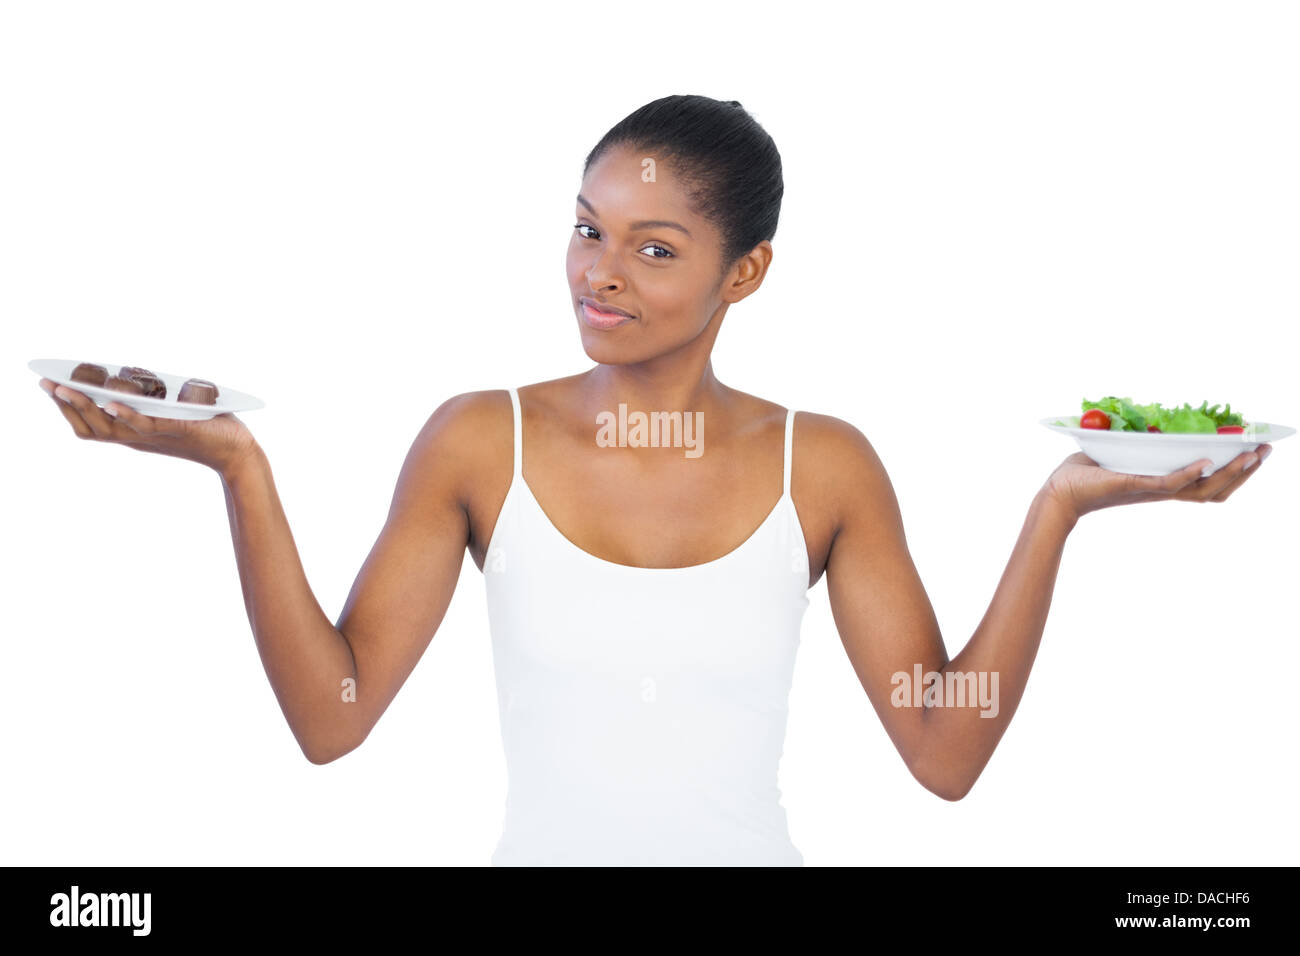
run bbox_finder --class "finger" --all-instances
[1149,458,1212,496]
[47,387,94,439]
[1209,448,1267,503]
[53,385,128,440]
[1116,458,1205,506]
[1181,451,1257,503]
[103,398,160,438]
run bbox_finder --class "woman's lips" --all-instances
[580,301,636,330]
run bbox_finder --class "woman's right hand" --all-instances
[39,377,261,480]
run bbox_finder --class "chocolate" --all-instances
[177,378,219,405]
[118,365,166,399]
[104,375,145,395]
[70,362,108,387]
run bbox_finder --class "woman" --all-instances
[38,94,1271,866]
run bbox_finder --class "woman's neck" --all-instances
[578,359,730,420]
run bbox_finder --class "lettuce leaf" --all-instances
[1080,397,1247,433]
[1081,396,1148,431]
[1163,404,1217,434]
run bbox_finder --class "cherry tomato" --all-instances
[1147,425,1161,432]
[1217,425,1244,434]
[1080,409,1110,430]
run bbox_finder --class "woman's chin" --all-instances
[578,335,649,365]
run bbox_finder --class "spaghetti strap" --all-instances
[507,387,522,479]
[783,408,796,496]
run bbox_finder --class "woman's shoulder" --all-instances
[419,388,513,442]
[397,389,516,503]
[411,375,586,466]
[786,408,895,533]
[792,408,872,450]
[408,377,577,469]
[721,389,886,500]
[792,408,888,476]
[721,388,875,465]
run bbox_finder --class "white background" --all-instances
[2,1,1296,866]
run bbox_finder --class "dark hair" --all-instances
[583,94,784,275]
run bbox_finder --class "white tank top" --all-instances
[483,387,811,865]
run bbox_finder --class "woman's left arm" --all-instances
[818,416,1271,801]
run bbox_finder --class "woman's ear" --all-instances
[721,241,773,304]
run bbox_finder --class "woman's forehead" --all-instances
[580,148,701,230]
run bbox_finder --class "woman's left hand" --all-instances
[1044,445,1272,523]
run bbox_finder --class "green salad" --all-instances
[1052,396,1267,434]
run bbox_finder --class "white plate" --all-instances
[1041,416,1292,478]
[29,358,264,421]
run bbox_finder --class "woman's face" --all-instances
[566,144,734,365]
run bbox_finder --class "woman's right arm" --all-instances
[220,394,475,764]
[40,379,481,764]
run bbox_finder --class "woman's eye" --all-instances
[573,224,673,260]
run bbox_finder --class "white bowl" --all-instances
[1040,416,1292,478]
[29,357,264,421]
